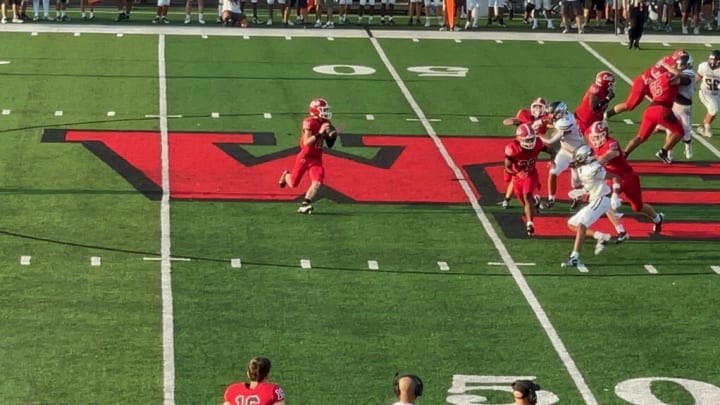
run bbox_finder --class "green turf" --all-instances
[1,29,719,405]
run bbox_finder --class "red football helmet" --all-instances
[516,123,537,150]
[595,71,615,91]
[674,50,692,70]
[530,97,546,117]
[588,120,609,148]
[308,98,332,119]
[671,48,688,60]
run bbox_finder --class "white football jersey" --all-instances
[697,61,720,95]
[577,160,610,202]
[547,112,586,151]
[677,68,696,101]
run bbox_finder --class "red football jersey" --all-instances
[224,381,285,405]
[299,116,330,158]
[592,135,634,177]
[505,140,545,175]
[648,72,679,106]
[574,83,611,130]
[515,108,548,135]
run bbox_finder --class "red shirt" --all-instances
[574,83,611,129]
[648,72,679,106]
[592,135,634,177]
[515,108,548,135]
[505,140,545,175]
[224,381,285,405]
[299,116,329,158]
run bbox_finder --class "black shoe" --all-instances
[615,231,629,244]
[569,198,580,210]
[655,149,672,164]
[652,213,665,234]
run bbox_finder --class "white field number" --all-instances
[312,65,468,78]
[447,375,720,404]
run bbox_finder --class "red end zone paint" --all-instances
[42,129,720,240]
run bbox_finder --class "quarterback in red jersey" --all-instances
[278,98,339,214]
[223,356,286,405]
[588,121,665,235]
[623,68,690,164]
[499,97,548,208]
[606,51,683,119]
[505,123,556,236]
[574,71,615,135]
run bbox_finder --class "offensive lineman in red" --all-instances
[623,65,690,164]
[574,70,616,135]
[504,123,556,236]
[278,98,338,214]
[605,51,682,119]
[588,120,665,235]
[223,356,286,405]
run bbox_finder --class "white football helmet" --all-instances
[530,97,546,118]
[546,101,568,123]
[516,123,537,150]
[572,145,595,167]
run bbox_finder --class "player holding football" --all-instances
[223,356,286,405]
[574,70,616,136]
[278,98,338,214]
[696,49,720,138]
[561,145,617,268]
[588,120,665,235]
[499,97,548,208]
[504,123,556,236]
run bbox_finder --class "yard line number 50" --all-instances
[312,64,469,77]
[448,375,720,404]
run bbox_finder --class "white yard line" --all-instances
[157,34,176,405]
[579,41,720,160]
[367,34,599,405]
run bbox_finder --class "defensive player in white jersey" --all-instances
[561,145,618,268]
[696,49,720,138]
[541,101,585,209]
[667,51,696,160]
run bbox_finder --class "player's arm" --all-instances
[302,128,321,146]
[589,92,610,113]
[504,157,518,176]
[324,123,338,148]
[596,143,620,166]
[543,127,564,145]
[502,117,522,126]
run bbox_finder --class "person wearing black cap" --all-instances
[511,379,540,405]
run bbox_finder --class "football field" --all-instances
[1,24,720,405]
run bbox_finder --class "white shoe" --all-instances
[594,233,611,255]
[184,15,191,24]
[424,21,430,27]
[561,255,581,268]
[322,21,334,28]
[314,19,322,27]
[547,22,555,29]
[266,19,272,25]
[297,204,313,214]
[532,19,538,29]
[562,27,568,34]
[694,26,700,34]
[198,17,205,24]
[12,17,23,23]
[684,143,693,159]
[706,23,713,30]
[464,21,470,29]
[696,126,712,138]
[682,25,688,34]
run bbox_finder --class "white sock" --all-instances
[548,195,555,201]
[615,225,626,233]
[570,251,579,258]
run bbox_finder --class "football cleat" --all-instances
[297,204,313,214]
[498,199,510,209]
[594,233,611,255]
[569,198,581,210]
[684,143,693,159]
[278,170,289,188]
[526,223,535,237]
[615,231,629,244]
[544,197,555,209]
[696,126,712,138]
[561,256,580,268]
[655,149,672,164]
[652,213,665,234]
